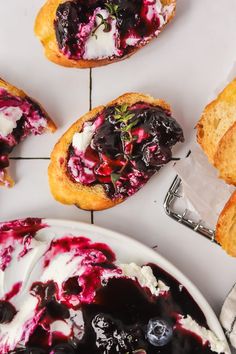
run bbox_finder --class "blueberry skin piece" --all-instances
[11,348,47,354]
[25,349,47,354]
[51,343,75,354]
[0,301,17,323]
[146,318,173,347]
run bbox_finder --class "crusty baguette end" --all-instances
[216,190,236,257]
[214,122,236,185]
[197,78,236,165]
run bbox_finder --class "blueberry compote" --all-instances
[0,218,225,354]
[67,103,184,199]
[54,0,174,59]
[11,266,223,354]
[0,88,49,186]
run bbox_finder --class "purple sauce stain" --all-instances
[0,245,13,271]
[43,236,116,268]
[0,218,47,271]
[0,218,47,243]
[4,282,22,302]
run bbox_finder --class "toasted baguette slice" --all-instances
[48,92,183,211]
[0,77,57,187]
[214,122,236,185]
[216,190,236,257]
[197,78,236,184]
[35,0,176,68]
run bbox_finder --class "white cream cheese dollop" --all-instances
[119,263,169,296]
[72,122,95,153]
[145,0,174,26]
[178,315,230,354]
[0,107,22,137]
[84,9,120,60]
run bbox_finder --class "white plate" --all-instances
[36,218,231,353]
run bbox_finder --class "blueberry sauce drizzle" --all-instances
[54,0,172,59]
[0,218,47,243]
[67,103,184,200]
[11,266,220,354]
[0,89,48,184]
[0,218,47,273]
[0,218,223,354]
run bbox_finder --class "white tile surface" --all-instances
[1,0,236,352]
[0,160,90,223]
[0,0,90,158]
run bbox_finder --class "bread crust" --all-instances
[35,0,176,68]
[214,122,236,185]
[197,79,236,164]
[48,92,171,210]
[197,78,236,185]
[0,77,57,187]
[0,170,14,188]
[216,190,236,257]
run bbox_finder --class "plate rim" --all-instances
[43,218,230,352]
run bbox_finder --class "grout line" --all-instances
[171,157,181,161]
[89,68,94,225]
[89,68,92,110]
[91,211,94,224]
[10,157,50,160]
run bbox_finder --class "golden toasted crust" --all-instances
[214,122,236,185]
[0,170,14,188]
[197,79,236,164]
[34,0,176,68]
[0,77,57,187]
[48,92,171,210]
[197,78,236,185]
[216,191,236,257]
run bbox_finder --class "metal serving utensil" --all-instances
[163,175,218,245]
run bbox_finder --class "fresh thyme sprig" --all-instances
[109,104,138,187]
[92,2,120,39]
[105,3,120,18]
[91,13,111,39]
[113,104,137,133]
[111,172,121,187]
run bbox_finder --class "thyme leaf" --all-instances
[121,119,139,132]
[113,104,139,136]
[105,3,120,18]
[111,172,121,187]
[92,13,111,38]
[92,2,120,38]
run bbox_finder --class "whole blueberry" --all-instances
[12,348,47,354]
[146,318,173,347]
[26,348,47,354]
[0,301,17,323]
[51,343,75,354]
